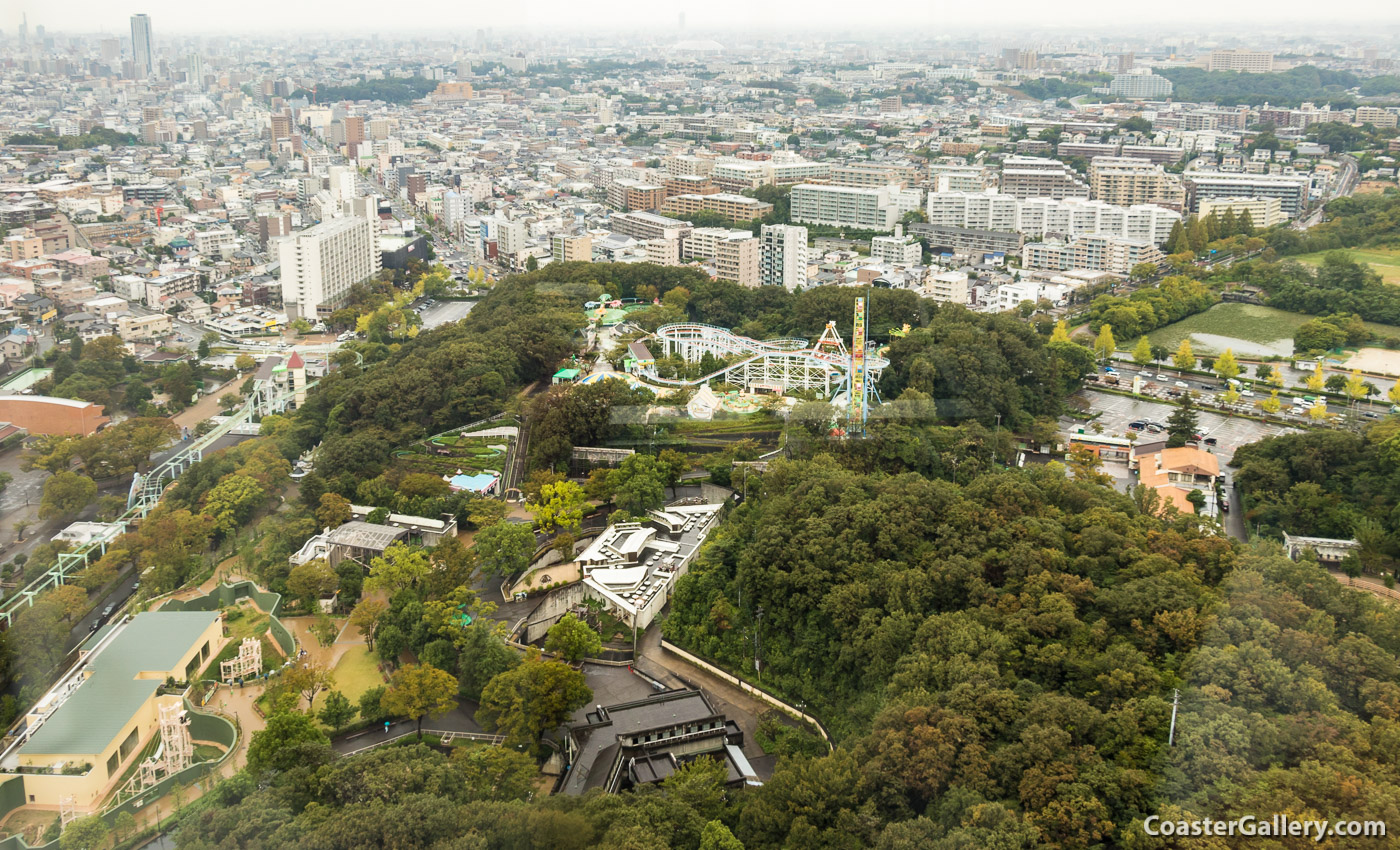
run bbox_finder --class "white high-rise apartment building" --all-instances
[789,184,920,231]
[278,216,380,319]
[130,14,154,78]
[760,224,809,290]
[926,193,1180,246]
[1107,71,1173,99]
[1206,49,1274,73]
[186,53,204,89]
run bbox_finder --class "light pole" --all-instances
[753,605,763,680]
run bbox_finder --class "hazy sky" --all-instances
[6,0,1400,37]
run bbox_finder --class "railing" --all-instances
[339,727,505,756]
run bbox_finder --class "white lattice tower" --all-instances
[159,703,193,776]
[220,637,262,682]
[58,795,77,828]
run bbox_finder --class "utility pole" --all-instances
[1168,688,1181,746]
[754,605,764,680]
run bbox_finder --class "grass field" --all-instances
[1145,303,1400,357]
[328,645,384,704]
[1294,247,1400,285]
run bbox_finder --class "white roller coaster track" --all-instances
[646,323,887,402]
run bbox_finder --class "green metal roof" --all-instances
[553,368,582,380]
[21,611,219,758]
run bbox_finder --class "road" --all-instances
[65,568,140,652]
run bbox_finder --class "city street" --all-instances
[418,299,474,329]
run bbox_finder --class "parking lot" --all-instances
[1069,390,1302,466]
[419,300,474,330]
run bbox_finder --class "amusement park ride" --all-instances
[643,297,880,435]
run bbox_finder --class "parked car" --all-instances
[1174,381,1189,389]
[1156,374,1170,381]
[1204,437,1218,446]
[101,604,115,621]
[1128,421,1147,430]
[1220,496,1231,512]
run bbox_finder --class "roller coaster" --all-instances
[643,312,886,416]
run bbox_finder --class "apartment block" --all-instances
[827,163,920,189]
[607,180,665,212]
[998,157,1090,200]
[759,224,809,290]
[1089,157,1185,207]
[910,224,1024,258]
[1183,171,1311,217]
[789,184,919,231]
[1206,49,1274,73]
[645,238,682,266]
[1023,234,1164,275]
[714,234,759,288]
[869,225,923,266]
[610,211,692,243]
[552,232,592,263]
[663,174,717,197]
[660,193,772,222]
[1355,107,1399,129]
[1197,196,1285,228]
[924,270,970,305]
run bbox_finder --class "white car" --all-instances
[1156,374,1170,381]
[1174,381,1189,389]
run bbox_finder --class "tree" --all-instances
[1255,363,1274,381]
[1261,390,1283,413]
[657,448,691,496]
[1389,380,1400,407]
[283,659,336,708]
[349,597,387,650]
[358,685,387,723]
[699,821,745,850]
[528,480,586,535]
[235,353,256,372]
[525,255,539,272]
[197,338,211,359]
[1214,348,1241,383]
[1166,396,1199,448]
[246,711,330,774]
[1093,325,1115,363]
[1150,343,1170,365]
[1305,362,1326,392]
[365,543,432,595]
[316,492,352,528]
[59,815,108,850]
[286,559,337,610]
[1130,262,1158,282]
[381,663,459,739]
[1172,339,1196,371]
[1131,336,1153,367]
[606,454,668,516]
[39,471,96,520]
[200,474,266,536]
[1066,445,1109,486]
[478,651,592,754]
[544,614,602,663]
[474,521,536,578]
[318,690,357,730]
[452,746,539,802]
[218,393,241,411]
[47,585,88,622]
[112,812,137,845]
[1186,489,1207,514]
[1344,369,1368,404]
[1049,320,1071,344]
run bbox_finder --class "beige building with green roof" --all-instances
[8,611,224,811]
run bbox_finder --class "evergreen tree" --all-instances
[1166,395,1199,447]
[1220,208,1238,238]
[1237,209,1256,236]
[1164,220,1189,255]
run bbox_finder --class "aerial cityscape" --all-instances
[0,5,1396,848]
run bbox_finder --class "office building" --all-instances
[714,234,759,287]
[1197,196,1285,228]
[789,184,920,231]
[1089,158,1185,207]
[998,157,1090,200]
[130,14,154,78]
[496,218,527,255]
[869,225,923,266]
[278,215,380,319]
[552,232,592,263]
[1183,171,1311,217]
[759,224,808,290]
[1107,71,1173,99]
[1206,49,1274,73]
[186,53,204,89]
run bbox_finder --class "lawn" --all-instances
[328,645,385,705]
[1295,247,1400,285]
[1144,303,1400,358]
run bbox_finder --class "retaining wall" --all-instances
[160,581,295,656]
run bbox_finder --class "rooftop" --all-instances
[21,611,219,758]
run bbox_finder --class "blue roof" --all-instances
[449,473,498,492]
